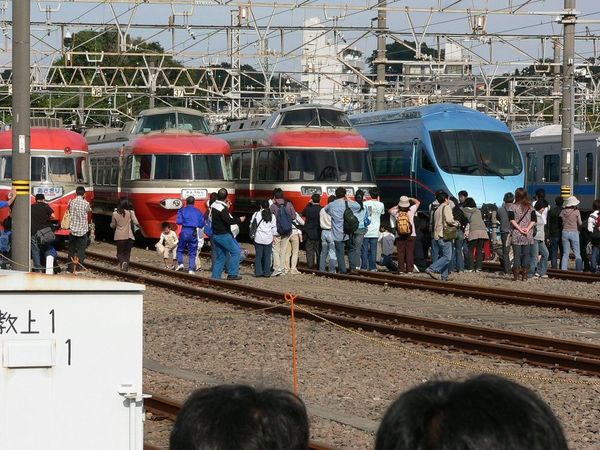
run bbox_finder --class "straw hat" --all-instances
[398,196,410,208]
[564,196,580,208]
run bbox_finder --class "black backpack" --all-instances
[343,201,359,236]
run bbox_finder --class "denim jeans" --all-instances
[500,232,511,274]
[254,242,272,276]
[431,238,442,263]
[334,240,349,273]
[561,231,583,271]
[305,239,320,269]
[350,229,366,270]
[548,236,561,269]
[361,237,378,270]
[427,239,452,281]
[212,233,241,279]
[529,240,549,277]
[449,229,465,272]
[319,230,336,272]
[590,245,600,272]
[68,234,88,272]
[512,244,531,270]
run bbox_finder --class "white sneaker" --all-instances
[188,270,195,275]
[176,264,185,271]
[272,269,283,276]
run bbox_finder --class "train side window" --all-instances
[421,151,435,173]
[257,151,269,180]
[371,151,410,176]
[574,152,579,183]
[0,156,11,180]
[31,157,46,182]
[231,153,241,180]
[268,151,284,181]
[543,154,559,182]
[240,152,251,179]
[125,155,133,180]
[103,158,112,185]
[526,152,537,183]
[76,157,88,183]
[133,155,152,180]
[585,153,593,182]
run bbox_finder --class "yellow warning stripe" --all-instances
[12,180,30,195]
[12,180,30,186]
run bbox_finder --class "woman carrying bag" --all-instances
[110,198,139,271]
[461,197,489,272]
[508,188,536,281]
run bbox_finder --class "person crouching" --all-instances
[156,221,178,269]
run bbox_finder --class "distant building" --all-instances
[300,17,364,109]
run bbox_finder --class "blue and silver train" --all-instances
[349,103,525,208]
[513,125,599,211]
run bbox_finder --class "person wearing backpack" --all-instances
[425,190,458,281]
[269,188,298,277]
[301,193,322,269]
[587,199,600,273]
[389,195,420,274]
[361,187,385,271]
[324,187,361,274]
[250,200,277,277]
[31,193,56,273]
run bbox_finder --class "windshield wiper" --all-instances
[481,162,505,179]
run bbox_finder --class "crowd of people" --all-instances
[169,374,569,450]
[1,183,599,280]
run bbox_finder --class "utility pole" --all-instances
[11,1,31,272]
[375,0,386,111]
[552,38,561,124]
[560,0,577,198]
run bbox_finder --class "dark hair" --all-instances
[170,385,309,450]
[593,199,600,211]
[35,193,45,202]
[217,188,228,201]
[534,199,549,211]
[161,221,171,230]
[209,192,218,205]
[555,196,564,207]
[260,199,272,222]
[503,192,515,203]
[335,187,347,199]
[117,198,130,216]
[514,187,531,207]
[2,216,11,231]
[369,187,379,198]
[458,190,468,198]
[535,188,546,200]
[76,186,85,196]
[355,189,365,211]
[311,193,321,204]
[273,188,284,199]
[327,195,336,204]
[463,197,477,208]
[435,190,448,204]
[186,196,195,205]
[375,374,568,450]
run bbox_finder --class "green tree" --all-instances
[366,40,441,74]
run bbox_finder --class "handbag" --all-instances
[61,201,72,230]
[442,206,458,241]
[35,227,56,246]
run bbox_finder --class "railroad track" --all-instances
[481,261,600,283]
[143,394,337,450]
[78,250,600,376]
[201,251,600,316]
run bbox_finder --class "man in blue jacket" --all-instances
[176,196,205,274]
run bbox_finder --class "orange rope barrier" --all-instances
[285,292,299,395]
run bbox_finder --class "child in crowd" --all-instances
[251,200,277,277]
[155,221,179,269]
[377,225,398,272]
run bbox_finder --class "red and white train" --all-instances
[87,107,234,239]
[0,127,93,234]
[216,104,376,214]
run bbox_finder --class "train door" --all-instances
[409,139,418,197]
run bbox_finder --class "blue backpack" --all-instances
[276,202,293,236]
[203,212,213,239]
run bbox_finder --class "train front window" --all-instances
[286,150,337,181]
[430,130,522,176]
[31,157,46,182]
[336,151,371,182]
[48,157,77,183]
[193,155,227,180]
[318,109,350,127]
[135,113,177,133]
[0,156,11,180]
[154,155,193,180]
[178,114,209,133]
[280,109,318,127]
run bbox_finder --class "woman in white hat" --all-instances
[389,195,420,273]
[559,196,583,271]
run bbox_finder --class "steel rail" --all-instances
[144,394,337,450]
[481,261,600,283]
[79,251,600,376]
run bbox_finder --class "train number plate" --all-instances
[181,189,208,200]
[33,186,63,200]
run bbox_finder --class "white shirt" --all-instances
[251,210,277,245]
[319,208,332,229]
[364,199,385,238]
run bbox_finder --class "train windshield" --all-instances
[286,150,372,182]
[278,108,350,128]
[193,155,230,180]
[430,130,522,176]
[134,113,209,134]
[25,156,89,183]
[132,154,231,180]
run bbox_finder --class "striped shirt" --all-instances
[69,196,91,236]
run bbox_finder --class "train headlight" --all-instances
[160,198,183,210]
[301,186,322,195]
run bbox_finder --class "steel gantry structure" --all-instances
[1,0,600,130]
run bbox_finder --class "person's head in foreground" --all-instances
[375,374,568,450]
[170,384,309,450]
